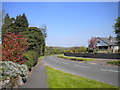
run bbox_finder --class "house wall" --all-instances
[111,46,119,53]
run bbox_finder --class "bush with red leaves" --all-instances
[2,32,28,64]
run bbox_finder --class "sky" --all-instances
[1,0,120,2]
[2,2,119,47]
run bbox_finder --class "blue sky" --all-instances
[3,2,118,47]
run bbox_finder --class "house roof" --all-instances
[97,37,118,46]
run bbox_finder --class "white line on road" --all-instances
[61,62,69,64]
[49,56,70,64]
[100,69,119,73]
[49,56,62,63]
[74,65,90,69]
[55,60,60,62]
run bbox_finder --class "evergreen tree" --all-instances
[22,13,29,27]
[113,17,120,45]
[2,13,14,35]
[14,14,29,33]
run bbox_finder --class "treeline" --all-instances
[2,13,46,70]
[45,47,69,55]
[45,46,88,55]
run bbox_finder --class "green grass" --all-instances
[107,60,120,66]
[57,55,95,61]
[38,56,45,60]
[47,66,118,88]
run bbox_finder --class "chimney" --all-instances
[109,36,113,42]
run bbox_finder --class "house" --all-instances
[96,36,119,52]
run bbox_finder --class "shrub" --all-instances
[0,61,28,88]
[2,32,28,64]
[87,48,94,53]
[1,61,28,77]
[107,60,120,66]
[24,50,39,70]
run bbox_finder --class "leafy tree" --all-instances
[66,49,73,53]
[65,46,87,53]
[88,37,98,50]
[39,25,47,39]
[23,27,45,56]
[45,47,70,55]
[113,17,120,45]
[41,42,46,56]
[78,47,87,53]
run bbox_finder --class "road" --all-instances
[43,55,119,86]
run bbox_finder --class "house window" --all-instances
[99,46,108,50]
[97,41,100,43]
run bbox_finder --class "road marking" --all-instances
[49,56,52,59]
[61,62,69,64]
[49,56,70,64]
[78,62,84,63]
[100,69,119,73]
[49,57,61,62]
[74,65,90,69]
[55,60,60,62]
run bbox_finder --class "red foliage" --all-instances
[2,32,28,64]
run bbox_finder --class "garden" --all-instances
[0,13,46,89]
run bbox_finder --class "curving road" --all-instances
[43,55,119,86]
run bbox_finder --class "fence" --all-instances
[64,53,120,59]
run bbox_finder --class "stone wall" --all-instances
[64,53,120,59]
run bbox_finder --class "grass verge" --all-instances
[47,66,118,88]
[38,56,45,60]
[57,54,95,61]
[107,60,120,66]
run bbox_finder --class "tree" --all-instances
[14,14,28,28]
[39,25,47,39]
[0,9,3,45]
[113,17,120,45]
[0,9,2,29]
[21,13,29,27]
[88,37,98,50]
[14,14,29,33]
[24,27,45,56]
[2,14,14,35]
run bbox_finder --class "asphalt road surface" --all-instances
[43,55,119,86]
